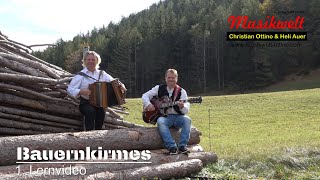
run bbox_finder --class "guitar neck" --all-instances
[160,100,188,108]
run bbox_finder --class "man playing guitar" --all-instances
[142,69,191,155]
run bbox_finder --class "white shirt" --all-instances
[142,85,190,114]
[67,67,114,99]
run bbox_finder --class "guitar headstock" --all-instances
[188,96,202,104]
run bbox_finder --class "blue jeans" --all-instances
[157,114,192,149]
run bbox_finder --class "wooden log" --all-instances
[2,39,33,52]
[105,108,123,119]
[0,40,31,53]
[0,56,48,77]
[0,43,27,56]
[28,43,56,48]
[0,83,78,106]
[0,112,81,129]
[104,116,144,128]
[56,77,73,84]
[103,123,127,129]
[40,91,61,97]
[0,67,24,74]
[55,84,68,89]
[0,45,15,55]
[0,127,201,165]
[11,48,68,75]
[85,159,203,180]
[0,117,74,133]
[0,88,38,101]
[0,33,8,41]
[0,43,66,75]
[60,74,75,78]
[0,52,60,79]
[108,107,129,115]
[0,159,204,180]
[0,92,80,115]
[0,106,82,126]
[0,127,42,135]
[0,145,217,176]
[0,73,57,85]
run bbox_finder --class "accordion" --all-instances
[88,79,126,108]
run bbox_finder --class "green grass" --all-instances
[265,78,320,92]
[123,88,320,178]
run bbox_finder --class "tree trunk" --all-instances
[0,127,201,165]
[0,146,217,176]
[0,56,48,78]
[0,118,75,133]
[1,159,203,180]
[0,127,43,135]
[0,93,81,116]
[88,159,203,180]
[0,73,57,85]
[0,106,82,126]
[0,112,81,129]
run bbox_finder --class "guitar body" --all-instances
[142,96,202,124]
[142,96,170,124]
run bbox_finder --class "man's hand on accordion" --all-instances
[120,83,127,94]
[79,89,91,96]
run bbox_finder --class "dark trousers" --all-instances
[79,97,105,131]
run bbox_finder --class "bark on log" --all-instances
[0,83,78,105]
[0,93,81,116]
[104,116,143,128]
[40,91,61,97]
[0,127,201,165]
[1,46,66,74]
[0,106,82,126]
[108,108,129,115]
[0,159,203,180]
[0,40,31,53]
[103,123,127,129]
[0,144,216,174]
[0,56,48,77]
[0,52,61,79]
[1,39,32,52]
[0,112,81,129]
[0,46,15,55]
[105,108,123,119]
[0,73,57,85]
[88,159,203,180]
[0,88,39,102]
[0,148,216,177]
[0,117,74,133]
[56,77,73,84]
[0,67,24,74]
[0,127,42,135]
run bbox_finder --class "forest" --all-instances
[33,0,320,97]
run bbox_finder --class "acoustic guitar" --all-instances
[142,96,202,124]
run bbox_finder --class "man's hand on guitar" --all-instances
[145,104,155,112]
[79,89,91,96]
[177,100,184,109]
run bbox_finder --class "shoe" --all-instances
[169,147,178,155]
[179,146,190,154]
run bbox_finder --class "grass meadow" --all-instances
[124,88,320,179]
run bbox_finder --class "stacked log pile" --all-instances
[0,31,218,179]
[0,128,217,179]
[0,31,141,136]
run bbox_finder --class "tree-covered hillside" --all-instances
[33,0,320,97]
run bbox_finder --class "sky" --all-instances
[0,0,160,50]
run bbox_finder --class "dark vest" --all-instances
[158,84,183,115]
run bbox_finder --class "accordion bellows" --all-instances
[88,79,125,108]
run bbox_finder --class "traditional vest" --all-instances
[157,84,183,115]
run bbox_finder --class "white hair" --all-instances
[82,51,101,69]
